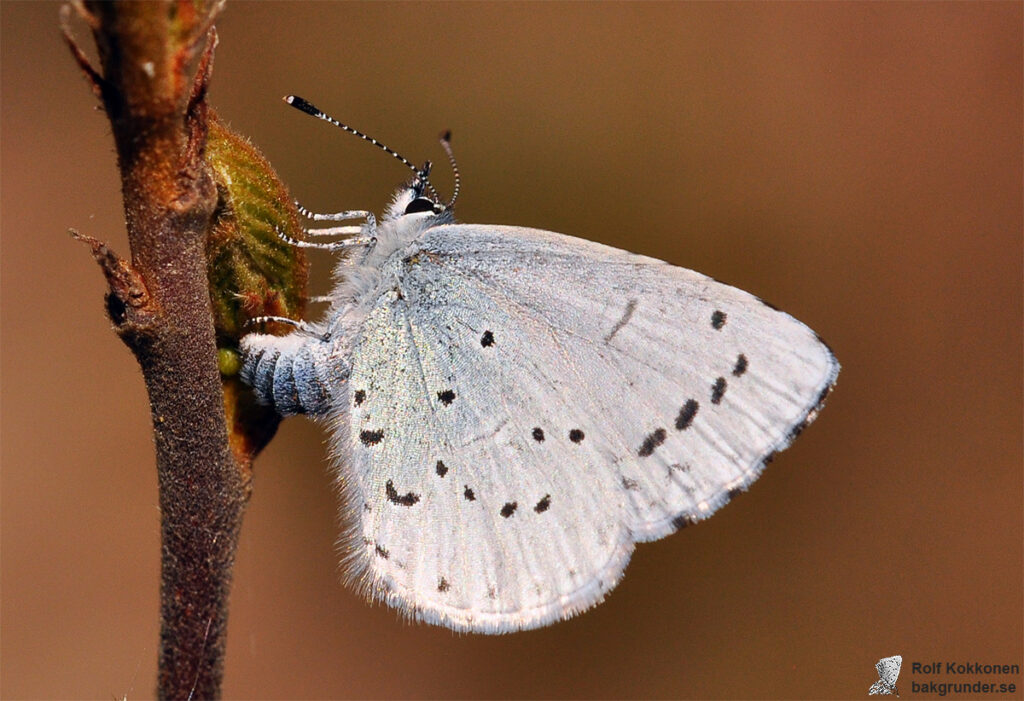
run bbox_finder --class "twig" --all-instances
[65,2,246,697]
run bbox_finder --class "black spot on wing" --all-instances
[500,501,518,518]
[672,514,696,530]
[385,480,419,506]
[727,487,743,500]
[637,428,667,457]
[732,354,748,377]
[435,460,448,477]
[675,399,699,430]
[437,389,456,406]
[360,429,384,446]
[621,477,640,491]
[711,310,727,329]
[569,429,585,443]
[817,384,835,411]
[711,377,727,404]
[532,427,545,442]
[463,486,476,501]
[786,421,808,443]
[437,577,450,593]
[354,389,366,406]
[480,330,494,347]
[375,544,390,559]
[534,494,551,513]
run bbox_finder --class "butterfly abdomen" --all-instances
[240,332,346,417]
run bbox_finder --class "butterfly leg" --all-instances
[302,225,365,237]
[245,315,322,334]
[274,226,376,251]
[295,202,377,229]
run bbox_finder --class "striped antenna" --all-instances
[439,130,460,210]
[284,95,441,202]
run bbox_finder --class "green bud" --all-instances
[205,111,308,460]
[206,111,308,345]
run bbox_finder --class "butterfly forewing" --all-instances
[346,277,631,632]
[418,226,838,534]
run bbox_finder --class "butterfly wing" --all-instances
[339,224,838,632]
[877,656,902,685]
[340,278,632,632]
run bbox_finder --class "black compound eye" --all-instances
[404,197,438,214]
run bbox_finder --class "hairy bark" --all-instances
[64,2,245,697]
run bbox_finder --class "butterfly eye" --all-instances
[404,197,439,215]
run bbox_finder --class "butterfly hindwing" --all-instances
[345,282,631,632]
[341,224,838,632]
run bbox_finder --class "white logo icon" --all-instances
[869,655,902,696]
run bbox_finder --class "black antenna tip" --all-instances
[284,95,320,117]
[440,129,452,143]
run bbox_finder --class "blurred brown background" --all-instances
[2,2,1021,699]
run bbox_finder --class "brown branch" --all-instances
[60,5,106,100]
[67,2,247,698]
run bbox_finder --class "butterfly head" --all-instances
[383,161,455,225]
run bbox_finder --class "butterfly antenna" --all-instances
[284,95,441,201]
[416,160,433,192]
[439,130,460,209]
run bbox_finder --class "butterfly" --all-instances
[240,96,839,633]
[869,655,902,696]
